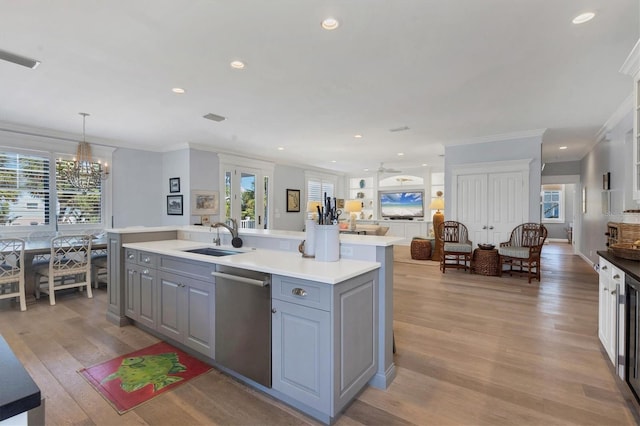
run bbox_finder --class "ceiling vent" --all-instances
[0,49,40,69]
[389,126,409,133]
[203,113,226,122]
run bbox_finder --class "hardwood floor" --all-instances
[0,242,637,425]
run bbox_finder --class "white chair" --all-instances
[0,238,26,311]
[34,234,93,305]
[91,250,108,288]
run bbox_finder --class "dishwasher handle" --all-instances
[211,271,270,287]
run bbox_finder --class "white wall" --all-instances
[444,134,543,221]
[272,164,306,231]
[580,109,633,264]
[189,149,220,224]
[112,148,163,227]
[162,148,190,226]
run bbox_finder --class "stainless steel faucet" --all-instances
[211,218,239,245]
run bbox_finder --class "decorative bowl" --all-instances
[478,243,495,250]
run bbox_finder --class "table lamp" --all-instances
[429,191,445,260]
[307,201,321,221]
[345,200,363,231]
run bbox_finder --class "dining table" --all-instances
[22,237,107,305]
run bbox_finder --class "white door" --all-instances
[454,170,525,245]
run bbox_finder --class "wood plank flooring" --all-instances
[0,242,637,425]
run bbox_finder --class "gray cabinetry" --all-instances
[124,259,157,329]
[271,272,378,422]
[157,270,215,359]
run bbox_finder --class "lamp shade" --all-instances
[345,200,362,213]
[307,201,321,212]
[429,197,444,210]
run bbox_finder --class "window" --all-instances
[56,159,103,224]
[0,149,105,230]
[306,175,335,205]
[541,185,564,223]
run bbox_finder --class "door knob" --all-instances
[489,226,494,230]
[482,226,487,230]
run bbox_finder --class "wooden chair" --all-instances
[34,234,93,305]
[498,223,548,283]
[438,221,473,273]
[0,238,26,311]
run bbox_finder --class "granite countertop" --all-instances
[0,335,40,421]
[598,250,640,281]
[123,239,380,284]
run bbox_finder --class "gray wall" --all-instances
[272,164,306,231]
[112,148,163,227]
[542,161,581,176]
[444,134,543,222]
[189,149,220,224]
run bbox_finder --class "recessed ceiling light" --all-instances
[172,87,185,94]
[331,160,337,163]
[354,134,362,139]
[572,12,595,24]
[230,60,245,69]
[364,168,369,172]
[321,17,339,30]
[277,147,284,151]
[397,152,404,156]
[559,146,568,150]
[422,163,428,167]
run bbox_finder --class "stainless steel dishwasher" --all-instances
[212,265,271,388]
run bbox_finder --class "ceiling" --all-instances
[0,1,638,174]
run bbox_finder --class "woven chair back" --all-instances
[509,223,547,248]
[441,221,469,243]
[0,238,24,282]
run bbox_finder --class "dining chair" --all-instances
[34,234,93,305]
[91,250,108,288]
[0,238,26,311]
[498,223,548,283]
[438,221,473,273]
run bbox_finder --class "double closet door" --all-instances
[452,161,530,246]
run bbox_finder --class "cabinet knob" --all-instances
[613,274,620,280]
[602,265,608,270]
[604,287,608,292]
[142,269,149,275]
[292,288,307,297]
[271,308,277,314]
[611,289,617,295]
[143,257,150,263]
[127,254,134,260]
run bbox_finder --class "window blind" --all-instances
[0,152,50,226]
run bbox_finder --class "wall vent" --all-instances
[203,113,226,122]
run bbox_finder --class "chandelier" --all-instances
[57,113,109,193]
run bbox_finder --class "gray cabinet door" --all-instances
[138,268,157,329]
[157,272,181,341]
[272,298,330,413]
[157,271,215,358]
[182,277,215,358]
[124,263,138,320]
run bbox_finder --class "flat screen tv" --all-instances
[379,190,424,219]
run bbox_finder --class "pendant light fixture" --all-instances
[57,112,109,193]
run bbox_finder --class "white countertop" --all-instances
[123,239,380,284]
[108,225,403,247]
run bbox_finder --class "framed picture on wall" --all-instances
[167,195,183,215]
[191,190,219,215]
[286,189,300,212]
[169,177,180,193]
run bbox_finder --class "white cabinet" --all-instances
[271,272,377,423]
[348,176,375,220]
[598,257,624,366]
[360,220,429,244]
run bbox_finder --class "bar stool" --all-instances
[0,238,26,311]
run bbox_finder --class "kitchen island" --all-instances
[109,233,388,424]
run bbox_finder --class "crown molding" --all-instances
[596,93,633,142]
[445,129,546,146]
[620,38,640,76]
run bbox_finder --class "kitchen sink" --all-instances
[184,247,241,257]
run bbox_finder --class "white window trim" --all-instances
[541,185,565,223]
